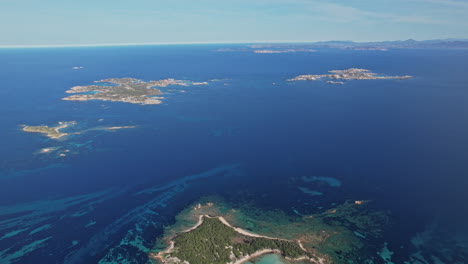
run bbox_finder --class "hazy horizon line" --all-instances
[0,41,267,49]
[1,38,466,49]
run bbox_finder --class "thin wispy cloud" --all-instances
[242,0,453,25]
[302,1,451,25]
[0,0,466,45]
[416,0,468,8]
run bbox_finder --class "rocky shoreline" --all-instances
[288,68,412,83]
[63,77,208,105]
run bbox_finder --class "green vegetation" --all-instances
[164,217,307,264]
[152,200,391,264]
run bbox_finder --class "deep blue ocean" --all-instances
[0,45,467,264]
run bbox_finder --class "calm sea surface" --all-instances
[0,45,467,263]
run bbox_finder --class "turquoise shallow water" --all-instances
[0,46,467,263]
[246,254,286,264]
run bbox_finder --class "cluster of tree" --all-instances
[170,217,306,264]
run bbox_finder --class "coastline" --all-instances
[154,214,317,264]
[21,121,76,139]
[233,249,281,264]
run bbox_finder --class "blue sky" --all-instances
[1,0,468,46]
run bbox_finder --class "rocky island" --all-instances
[150,200,390,264]
[63,78,208,105]
[21,121,137,140]
[288,68,412,83]
[154,215,313,264]
[21,121,76,139]
[216,48,315,54]
[253,49,316,54]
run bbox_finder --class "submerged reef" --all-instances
[150,199,390,264]
[288,68,412,83]
[300,176,342,188]
[63,77,208,105]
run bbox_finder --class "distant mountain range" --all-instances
[248,39,468,50]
